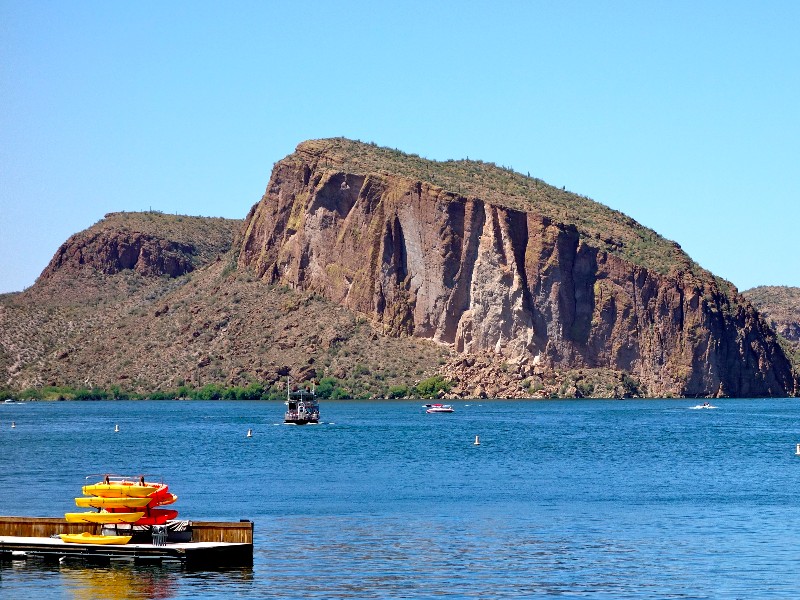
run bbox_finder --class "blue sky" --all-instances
[2,1,798,294]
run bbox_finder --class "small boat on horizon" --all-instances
[425,403,454,414]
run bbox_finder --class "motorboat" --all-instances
[425,403,454,413]
[690,402,717,409]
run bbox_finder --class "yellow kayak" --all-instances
[75,496,151,508]
[82,481,166,498]
[60,532,132,545]
[64,511,144,524]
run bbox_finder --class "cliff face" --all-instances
[743,286,800,345]
[743,286,800,374]
[41,229,196,279]
[239,139,795,398]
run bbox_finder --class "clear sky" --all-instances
[2,1,798,294]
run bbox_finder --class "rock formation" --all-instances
[239,138,796,398]
[743,286,800,345]
[2,140,796,399]
[743,286,800,375]
[0,210,447,397]
[39,211,238,281]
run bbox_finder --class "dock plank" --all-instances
[0,518,253,567]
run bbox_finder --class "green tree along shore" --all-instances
[0,375,452,402]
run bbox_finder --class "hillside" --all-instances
[239,138,795,398]
[1,140,797,399]
[0,212,449,399]
[743,286,800,370]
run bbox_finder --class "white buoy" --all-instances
[795,443,800,456]
[114,424,119,433]
[11,421,15,429]
[246,429,252,438]
[474,435,480,446]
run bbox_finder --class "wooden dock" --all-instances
[0,516,253,567]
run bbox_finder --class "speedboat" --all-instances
[425,403,454,413]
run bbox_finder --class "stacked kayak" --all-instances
[61,475,178,544]
[60,531,133,545]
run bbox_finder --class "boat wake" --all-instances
[689,404,718,410]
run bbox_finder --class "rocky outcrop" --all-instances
[743,286,800,376]
[239,139,796,398]
[743,286,800,345]
[41,230,196,278]
[38,212,240,282]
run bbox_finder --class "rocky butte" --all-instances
[1,139,797,399]
[239,138,796,398]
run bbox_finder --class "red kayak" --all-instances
[134,509,178,525]
[104,506,179,525]
[148,491,178,508]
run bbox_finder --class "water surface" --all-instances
[1,398,799,598]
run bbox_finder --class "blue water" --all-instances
[1,398,800,598]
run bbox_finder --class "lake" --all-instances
[1,398,799,598]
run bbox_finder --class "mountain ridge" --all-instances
[1,139,797,398]
[239,138,795,397]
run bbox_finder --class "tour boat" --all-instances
[59,532,132,545]
[284,379,320,425]
[425,403,454,413]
